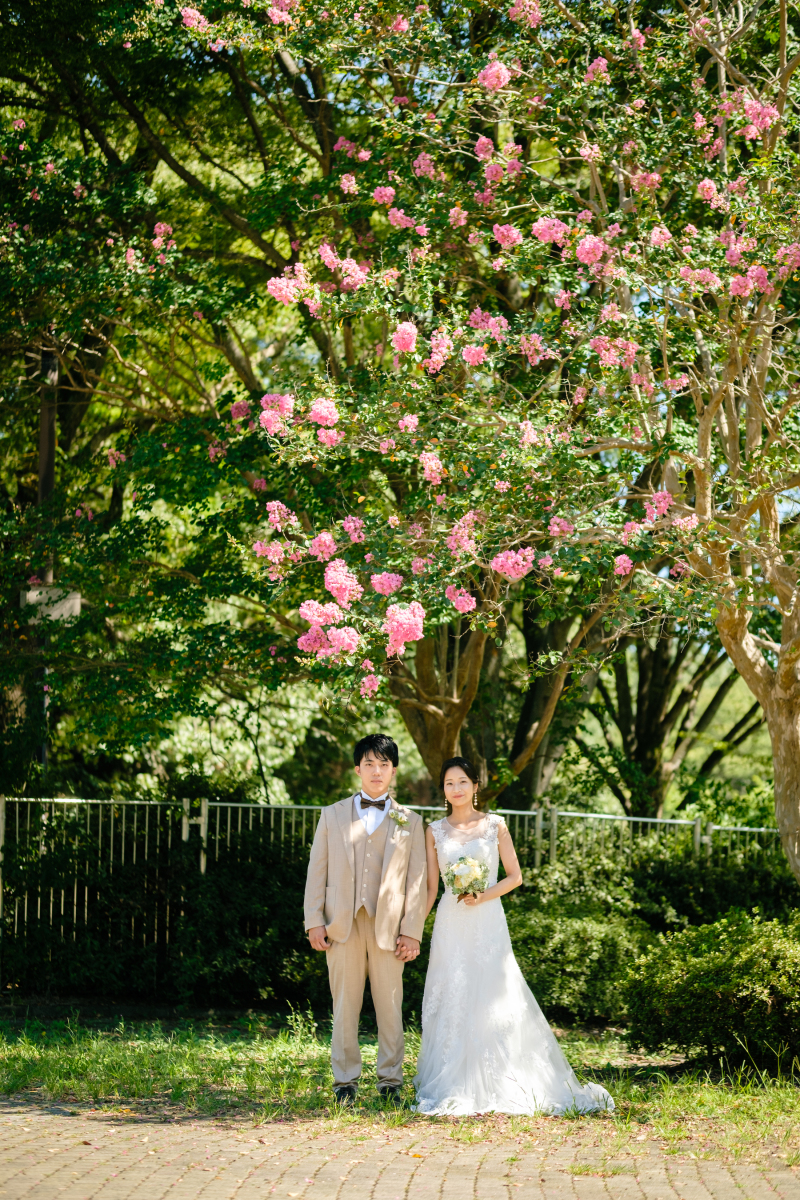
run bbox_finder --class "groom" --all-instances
[304,733,427,1103]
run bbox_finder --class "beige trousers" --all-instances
[327,908,405,1088]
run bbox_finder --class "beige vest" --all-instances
[352,803,391,919]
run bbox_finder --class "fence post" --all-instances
[693,817,701,858]
[534,806,543,870]
[199,797,209,875]
[705,821,714,861]
[182,799,190,843]
[549,805,558,865]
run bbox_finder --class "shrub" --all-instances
[623,911,800,1058]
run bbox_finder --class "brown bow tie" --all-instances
[359,795,387,810]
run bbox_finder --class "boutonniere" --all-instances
[389,808,409,827]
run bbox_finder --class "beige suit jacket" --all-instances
[303,795,427,952]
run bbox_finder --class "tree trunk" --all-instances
[766,699,800,884]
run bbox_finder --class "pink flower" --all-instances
[580,143,601,163]
[600,302,623,322]
[413,152,437,179]
[538,555,553,569]
[299,600,344,626]
[125,247,137,267]
[253,478,267,492]
[422,331,454,374]
[520,333,554,367]
[462,345,487,366]
[380,438,396,454]
[297,625,331,655]
[230,399,251,422]
[408,523,424,539]
[342,515,365,543]
[645,491,673,523]
[747,264,772,293]
[318,428,345,447]
[650,225,672,248]
[420,451,445,485]
[371,572,404,595]
[319,241,339,269]
[531,216,569,245]
[449,206,468,227]
[697,178,718,201]
[208,442,226,462]
[181,7,209,32]
[484,162,504,184]
[411,556,429,575]
[388,207,415,229]
[475,135,495,160]
[107,449,127,468]
[383,601,426,656]
[493,223,522,249]
[673,513,699,532]
[621,520,643,545]
[614,554,634,576]
[267,5,293,23]
[309,531,338,561]
[361,659,374,671]
[398,414,419,433]
[631,171,662,192]
[555,290,573,310]
[589,336,640,368]
[308,397,340,426]
[360,674,381,698]
[509,0,541,27]
[729,274,752,298]
[266,500,298,529]
[585,56,610,84]
[267,276,299,305]
[491,547,535,581]
[445,584,476,613]
[478,60,512,91]
[341,173,358,194]
[326,626,360,657]
[392,322,418,353]
[324,558,364,607]
[12,119,25,130]
[549,516,574,537]
[373,185,396,205]
[390,14,409,31]
[494,480,511,492]
[447,510,480,556]
[576,234,606,265]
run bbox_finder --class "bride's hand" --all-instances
[458,891,482,906]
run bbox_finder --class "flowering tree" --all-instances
[5,0,800,880]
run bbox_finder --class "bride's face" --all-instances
[443,768,475,807]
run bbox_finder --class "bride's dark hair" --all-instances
[439,756,486,816]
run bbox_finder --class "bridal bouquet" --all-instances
[444,856,489,898]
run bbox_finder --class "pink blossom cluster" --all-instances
[445,584,476,613]
[340,173,358,195]
[419,450,445,484]
[299,600,344,625]
[449,206,468,227]
[413,152,437,179]
[673,513,699,532]
[521,333,555,367]
[380,438,396,454]
[107,449,126,468]
[576,234,607,265]
[388,207,415,229]
[621,520,643,545]
[392,322,418,353]
[696,178,729,211]
[298,623,360,659]
[318,428,344,447]
[324,559,363,607]
[447,510,480,556]
[266,500,298,529]
[508,0,541,26]
[422,331,454,374]
[650,225,672,248]
[584,56,610,84]
[360,674,381,699]
[383,600,426,655]
[630,171,662,192]
[308,397,339,426]
[491,547,536,581]
[734,98,780,140]
[398,414,419,433]
[519,420,539,446]
[373,185,396,205]
[579,143,601,163]
[342,515,365,543]
[390,14,409,32]
[411,556,429,575]
[478,60,512,91]
[493,223,523,249]
[549,516,574,537]
[260,392,294,436]
[678,265,722,291]
[644,491,673,523]
[555,290,573,310]
[589,336,639,368]
[371,572,404,595]
[475,135,495,160]
[208,442,226,462]
[181,7,209,32]
[309,531,338,561]
[614,554,634,576]
[531,216,569,245]
[729,265,772,297]
[340,258,370,291]
[230,399,251,423]
[318,241,339,270]
[469,307,508,342]
[670,561,691,577]
[462,345,487,366]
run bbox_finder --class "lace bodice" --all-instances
[430,813,505,893]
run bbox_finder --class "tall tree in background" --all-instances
[3,1,800,884]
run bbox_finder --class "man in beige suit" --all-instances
[304,733,427,1104]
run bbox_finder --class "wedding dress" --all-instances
[414,814,614,1116]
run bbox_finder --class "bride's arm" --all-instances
[424,825,441,917]
[461,820,523,907]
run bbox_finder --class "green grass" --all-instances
[1,1009,799,1165]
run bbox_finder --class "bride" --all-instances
[414,757,614,1116]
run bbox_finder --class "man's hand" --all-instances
[308,925,331,951]
[395,935,420,962]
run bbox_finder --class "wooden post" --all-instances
[549,805,558,865]
[199,797,209,875]
[705,820,714,861]
[693,817,701,858]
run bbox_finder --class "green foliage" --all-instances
[624,912,800,1059]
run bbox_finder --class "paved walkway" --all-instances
[1,1100,799,1199]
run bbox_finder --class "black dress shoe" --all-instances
[377,1084,402,1102]
[333,1085,357,1105]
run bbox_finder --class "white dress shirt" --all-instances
[354,791,391,835]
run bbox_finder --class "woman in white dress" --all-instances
[414,757,614,1116]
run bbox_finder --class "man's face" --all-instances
[355,752,397,798]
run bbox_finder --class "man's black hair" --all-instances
[353,733,399,767]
